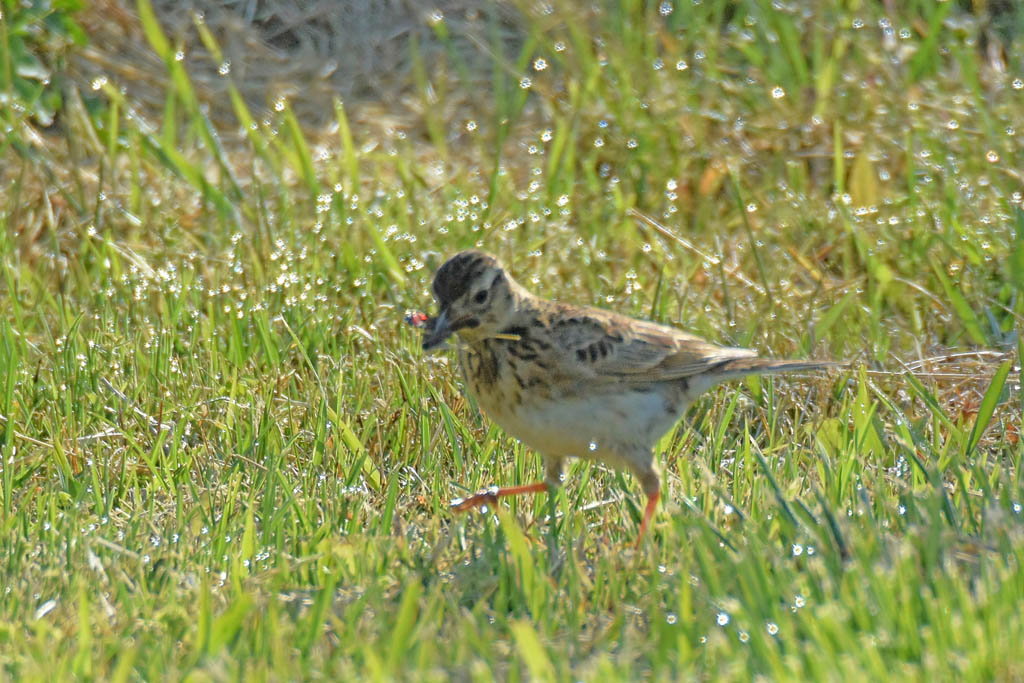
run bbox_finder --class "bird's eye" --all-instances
[473,290,488,304]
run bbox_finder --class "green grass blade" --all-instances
[931,259,987,346]
[965,360,1012,457]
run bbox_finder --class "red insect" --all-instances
[404,310,431,328]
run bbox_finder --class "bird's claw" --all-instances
[450,486,500,512]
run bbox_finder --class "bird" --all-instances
[420,249,838,545]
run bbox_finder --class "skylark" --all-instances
[420,250,837,544]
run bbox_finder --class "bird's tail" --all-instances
[713,358,844,378]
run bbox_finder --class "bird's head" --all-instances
[421,250,520,351]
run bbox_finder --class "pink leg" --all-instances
[635,489,661,547]
[450,481,549,512]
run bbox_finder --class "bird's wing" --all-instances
[545,306,757,383]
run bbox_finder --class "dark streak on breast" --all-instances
[468,343,500,387]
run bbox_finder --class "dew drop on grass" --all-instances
[1013,78,1023,90]
[666,613,678,624]
[588,441,598,452]
[35,600,57,620]
[771,86,785,99]
[738,631,749,643]
[533,57,548,71]
[554,41,566,52]
[676,59,688,71]
[520,77,532,89]
[218,61,230,75]
[659,1,673,16]
[986,150,999,163]
[717,612,730,626]
[947,120,959,130]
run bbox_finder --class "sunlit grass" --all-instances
[1,0,1022,679]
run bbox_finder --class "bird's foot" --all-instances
[450,486,500,512]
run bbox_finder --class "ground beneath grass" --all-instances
[1,0,1023,679]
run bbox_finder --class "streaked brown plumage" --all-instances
[422,250,838,544]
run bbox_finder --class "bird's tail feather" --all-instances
[714,358,844,378]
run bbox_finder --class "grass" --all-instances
[1,0,1023,679]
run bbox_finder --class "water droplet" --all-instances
[652,58,664,70]
[588,441,598,452]
[35,600,57,620]
[792,543,803,556]
[659,1,673,16]
[533,57,548,72]
[767,622,778,635]
[738,631,750,643]
[717,612,730,626]
[519,77,532,89]
[1013,78,1023,90]
[218,61,230,75]
[554,41,566,52]
[427,9,444,24]
[676,59,688,71]
[947,119,959,130]
[986,150,999,163]
[771,86,785,99]
[666,613,678,624]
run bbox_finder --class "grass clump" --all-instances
[1,0,1022,679]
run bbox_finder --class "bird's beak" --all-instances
[421,308,453,351]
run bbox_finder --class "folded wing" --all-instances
[547,308,757,383]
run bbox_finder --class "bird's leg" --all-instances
[450,457,563,512]
[635,489,661,547]
[629,460,662,547]
[450,482,548,511]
